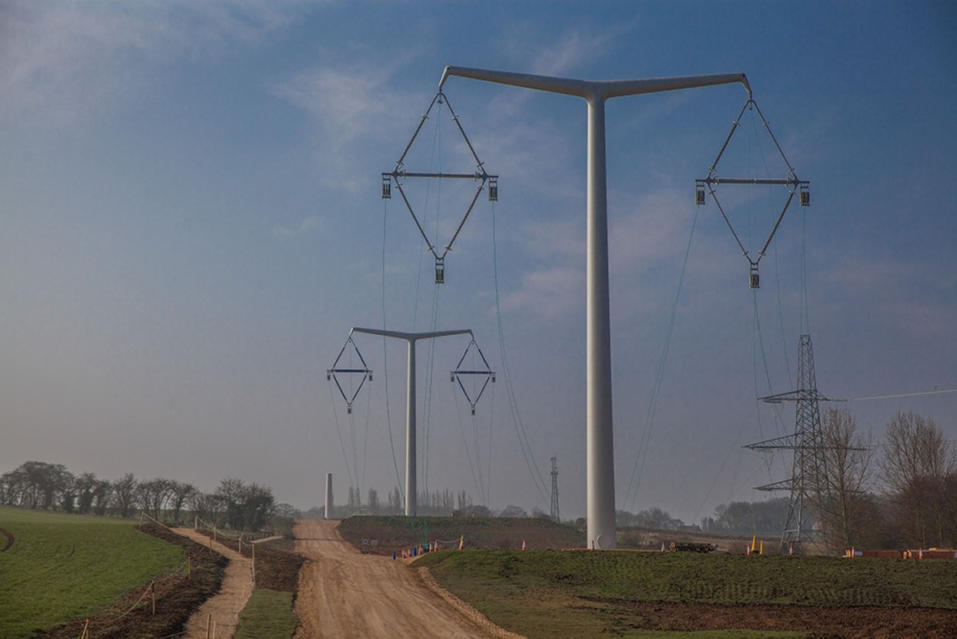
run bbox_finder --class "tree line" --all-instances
[814,409,956,552]
[618,410,956,553]
[0,461,295,532]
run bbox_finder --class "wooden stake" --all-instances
[187,555,191,579]
[81,619,89,639]
[251,542,256,585]
[151,581,156,615]
[206,614,211,639]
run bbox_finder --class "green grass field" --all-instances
[235,588,297,638]
[0,506,185,638]
[416,549,957,638]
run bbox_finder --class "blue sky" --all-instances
[1,1,955,522]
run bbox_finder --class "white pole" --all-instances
[350,327,473,518]
[585,95,616,548]
[438,66,750,549]
[324,473,333,520]
[406,339,416,516]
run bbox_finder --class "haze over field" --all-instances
[1,1,955,523]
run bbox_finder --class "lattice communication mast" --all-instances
[549,456,560,522]
[745,334,837,549]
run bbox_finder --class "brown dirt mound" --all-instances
[191,529,303,591]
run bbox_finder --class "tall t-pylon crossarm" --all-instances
[351,327,472,517]
[440,65,749,549]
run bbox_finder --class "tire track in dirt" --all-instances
[0,526,14,551]
[172,528,253,639]
[293,520,519,639]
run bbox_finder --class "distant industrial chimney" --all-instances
[324,473,333,520]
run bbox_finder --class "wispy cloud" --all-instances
[499,187,711,321]
[822,254,957,339]
[273,63,415,150]
[497,20,638,79]
[0,1,312,126]
[271,52,430,193]
[272,215,320,239]
[478,20,638,121]
[502,265,582,320]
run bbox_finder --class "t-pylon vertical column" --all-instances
[586,95,616,549]
[350,327,473,517]
[436,67,749,549]
[406,339,416,516]
[324,473,333,520]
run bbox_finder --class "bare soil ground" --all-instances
[616,600,957,639]
[173,527,254,639]
[293,520,517,639]
[191,529,303,592]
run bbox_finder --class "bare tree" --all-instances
[216,478,247,529]
[188,490,222,527]
[214,478,275,530]
[75,472,99,514]
[881,412,956,547]
[112,473,138,518]
[816,408,873,552]
[168,481,197,524]
[0,461,73,510]
[91,479,111,516]
[239,483,275,531]
[137,478,174,522]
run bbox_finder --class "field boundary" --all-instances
[40,523,227,639]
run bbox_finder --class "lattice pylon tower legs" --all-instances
[744,334,834,553]
[550,456,560,522]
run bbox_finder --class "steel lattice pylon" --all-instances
[745,334,835,550]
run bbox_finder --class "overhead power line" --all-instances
[846,387,957,402]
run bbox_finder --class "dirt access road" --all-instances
[172,527,253,639]
[293,520,517,639]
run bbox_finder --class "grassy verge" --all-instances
[416,549,957,638]
[0,507,188,638]
[235,589,297,638]
[195,529,303,637]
